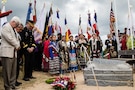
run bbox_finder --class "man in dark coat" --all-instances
[21,20,36,81]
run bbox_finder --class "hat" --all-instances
[27,20,34,25]
[27,20,34,27]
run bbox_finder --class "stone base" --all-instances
[83,58,133,86]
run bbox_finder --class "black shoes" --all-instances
[15,81,22,86]
[29,76,36,79]
[23,78,30,81]
[11,86,18,90]
[23,76,36,81]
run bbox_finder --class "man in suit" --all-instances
[15,23,24,86]
[0,16,21,90]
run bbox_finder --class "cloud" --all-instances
[1,0,135,36]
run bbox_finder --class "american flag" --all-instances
[110,2,115,33]
[110,2,115,23]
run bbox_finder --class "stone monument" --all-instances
[83,58,133,86]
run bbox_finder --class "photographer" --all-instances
[109,46,117,58]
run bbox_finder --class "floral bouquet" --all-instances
[50,76,76,90]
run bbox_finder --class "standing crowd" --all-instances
[0,16,132,90]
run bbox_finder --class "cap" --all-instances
[27,20,34,24]
[27,20,34,27]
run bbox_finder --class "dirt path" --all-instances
[0,67,135,90]
[18,71,135,90]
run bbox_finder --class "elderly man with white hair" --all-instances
[0,16,21,90]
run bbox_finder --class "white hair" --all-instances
[10,16,21,24]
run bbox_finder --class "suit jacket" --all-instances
[0,23,20,58]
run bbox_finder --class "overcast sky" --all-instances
[1,0,135,36]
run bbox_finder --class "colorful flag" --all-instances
[65,17,71,42]
[34,3,46,41]
[33,0,37,23]
[78,15,83,35]
[0,6,7,27]
[0,5,8,37]
[42,13,49,40]
[26,3,33,23]
[55,10,62,34]
[93,11,99,36]
[110,2,115,34]
[87,12,92,40]
[65,29,71,42]
[48,5,54,37]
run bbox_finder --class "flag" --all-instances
[0,5,8,37]
[110,2,115,23]
[55,10,62,34]
[65,29,71,42]
[65,18,71,42]
[0,10,12,18]
[110,2,115,34]
[0,6,8,27]
[49,4,53,17]
[57,10,60,19]
[26,3,33,23]
[78,15,83,35]
[93,11,99,36]
[48,5,54,37]
[42,13,49,40]
[33,0,37,23]
[34,3,46,41]
[87,12,92,40]
[65,18,67,25]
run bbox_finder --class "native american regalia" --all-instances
[57,40,69,73]
[42,40,50,72]
[89,38,100,58]
[48,41,60,74]
[67,40,78,71]
[78,39,88,69]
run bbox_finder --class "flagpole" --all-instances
[30,0,32,3]
[113,0,120,52]
[128,0,134,59]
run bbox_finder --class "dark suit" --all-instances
[21,27,36,79]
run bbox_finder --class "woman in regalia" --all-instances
[42,36,52,72]
[57,35,69,74]
[48,35,60,75]
[89,34,100,58]
[78,34,88,69]
[67,35,78,71]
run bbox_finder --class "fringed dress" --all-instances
[67,41,78,71]
[48,41,60,74]
[78,39,88,69]
[42,40,50,72]
[89,38,100,58]
[57,40,69,74]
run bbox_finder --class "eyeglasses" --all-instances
[14,21,19,27]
